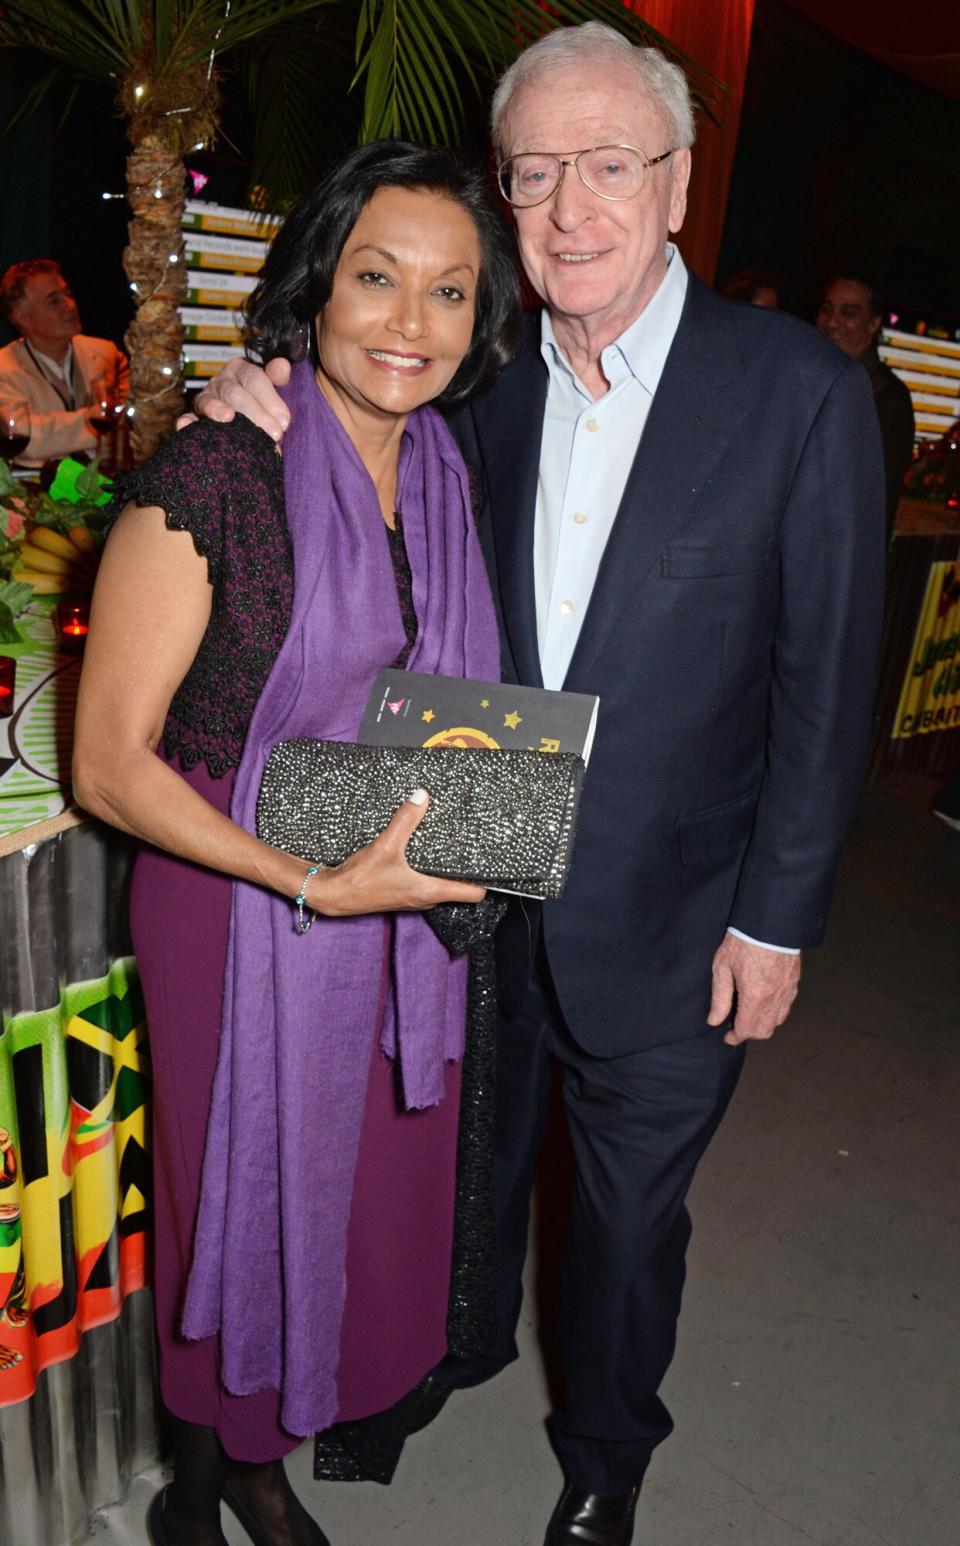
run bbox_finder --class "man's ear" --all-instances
[667,147,692,235]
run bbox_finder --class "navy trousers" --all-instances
[457,948,745,1494]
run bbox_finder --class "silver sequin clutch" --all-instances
[257,739,586,899]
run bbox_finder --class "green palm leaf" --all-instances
[353,0,724,147]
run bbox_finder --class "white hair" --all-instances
[490,21,696,157]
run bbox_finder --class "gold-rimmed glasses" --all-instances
[497,145,675,208]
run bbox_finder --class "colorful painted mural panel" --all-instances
[0,958,150,1404]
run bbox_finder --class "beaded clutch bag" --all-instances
[256,738,586,899]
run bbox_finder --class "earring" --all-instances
[290,320,311,362]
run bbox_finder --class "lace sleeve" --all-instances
[107,418,276,590]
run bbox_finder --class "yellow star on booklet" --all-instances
[480,699,490,709]
[422,709,435,723]
[503,710,522,730]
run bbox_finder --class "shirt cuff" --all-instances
[726,927,800,956]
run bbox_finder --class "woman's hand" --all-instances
[306,789,486,917]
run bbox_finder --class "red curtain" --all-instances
[630,0,757,283]
[785,0,960,96]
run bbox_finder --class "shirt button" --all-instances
[586,418,600,432]
[560,599,575,615]
[572,511,588,525]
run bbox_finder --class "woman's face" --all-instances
[315,185,481,428]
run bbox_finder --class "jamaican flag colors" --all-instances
[0,960,149,1406]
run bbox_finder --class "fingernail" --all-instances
[408,787,427,806]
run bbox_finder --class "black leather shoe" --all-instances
[543,1484,641,1546]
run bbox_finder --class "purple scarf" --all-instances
[181,363,500,1435]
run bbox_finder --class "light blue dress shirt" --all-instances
[535,244,687,692]
[533,245,797,957]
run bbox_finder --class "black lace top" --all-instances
[111,417,418,777]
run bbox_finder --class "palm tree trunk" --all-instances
[122,132,188,464]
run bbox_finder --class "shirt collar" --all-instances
[540,243,688,397]
[29,341,74,382]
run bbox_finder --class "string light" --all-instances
[134,84,145,100]
[101,191,125,201]
[207,0,232,80]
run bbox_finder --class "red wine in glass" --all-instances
[1,409,31,464]
[91,397,125,467]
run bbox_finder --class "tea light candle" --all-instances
[56,601,90,655]
[0,655,14,717]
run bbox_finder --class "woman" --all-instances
[73,141,519,1546]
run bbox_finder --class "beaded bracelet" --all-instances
[294,864,323,934]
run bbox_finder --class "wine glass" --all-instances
[0,406,31,466]
[89,394,126,471]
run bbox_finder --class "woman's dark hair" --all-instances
[245,140,521,408]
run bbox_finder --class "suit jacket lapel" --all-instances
[563,277,749,691]
[477,323,546,688]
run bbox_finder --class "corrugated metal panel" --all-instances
[0,1289,158,1546]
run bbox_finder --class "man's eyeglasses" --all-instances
[497,145,675,208]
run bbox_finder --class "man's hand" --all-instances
[177,356,293,439]
[708,932,801,1045]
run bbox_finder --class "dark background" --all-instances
[2,0,957,351]
[716,0,960,332]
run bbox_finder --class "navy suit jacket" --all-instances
[448,275,886,1056]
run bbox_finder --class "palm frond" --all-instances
[1,62,66,132]
[240,11,357,207]
[355,0,492,143]
[0,0,130,80]
[353,0,725,139]
[167,0,336,70]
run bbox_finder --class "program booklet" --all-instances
[359,670,599,762]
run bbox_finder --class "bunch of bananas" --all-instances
[12,524,100,596]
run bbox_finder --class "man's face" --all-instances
[816,280,881,360]
[11,272,81,352]
[499,60,690,344]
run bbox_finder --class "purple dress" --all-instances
[121,423,461,1462]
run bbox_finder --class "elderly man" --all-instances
[817,274,915,539]
[0,259,129,465]
[194,24,885,1545]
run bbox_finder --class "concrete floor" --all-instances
[93,778,960,1546]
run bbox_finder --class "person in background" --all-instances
[817,274,915,540]
[193,25,886,1546]
[719,266,779,308]
[0,259,129,465]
